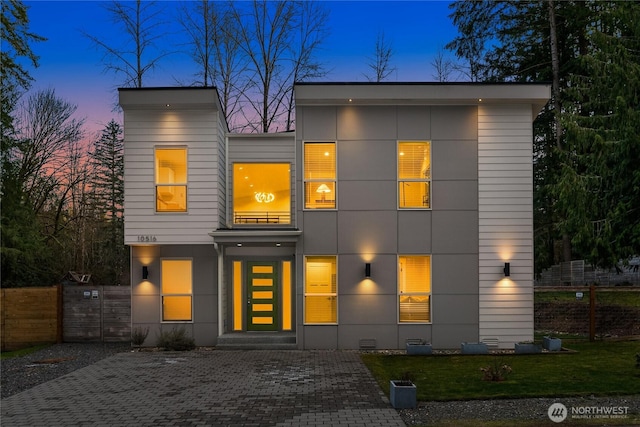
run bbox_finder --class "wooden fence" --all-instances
[0,286,61,351]
[1,285,131,351]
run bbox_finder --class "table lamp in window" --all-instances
[316,183,331,202]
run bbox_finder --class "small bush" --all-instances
[480,357,512,382]
[156,327,196,351]
[131,326,150,346]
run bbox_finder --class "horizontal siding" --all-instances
[478,104,534,348]
[124,108,221,244]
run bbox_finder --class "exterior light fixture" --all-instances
[503,262,510,277]
[365,263,371,278]
[142,266,149,280]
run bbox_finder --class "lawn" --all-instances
[361,340,640,401]
[1,344,49,360]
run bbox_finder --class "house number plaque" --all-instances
[137,235,157,242]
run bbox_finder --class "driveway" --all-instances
[1,349,405,426]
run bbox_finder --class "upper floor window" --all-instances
[155,147,187,212]
[398,255,431,323]
[398,141,431,209]
[233,163,291,224]
[304,142,336,209]
[161,259,192,321]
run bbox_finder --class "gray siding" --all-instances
[297,105,479,350]
[123,109,220,244]
[477,104,534,348]
[130,245,218,346]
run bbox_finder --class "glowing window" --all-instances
[304,256,337,324]
[304,142,336,209]
[161,259,192,321]
[155,148,187,212]
[398,141,431,209]
[398,256,431,323]
[233,163,291,224]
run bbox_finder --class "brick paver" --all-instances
[1,350,405,426]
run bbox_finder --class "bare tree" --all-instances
[431,47,456,82]
[84,0,168,88]
[179,0,248,131]
[364,30,396,82]
[226,0,328,133]
[12,89,84,215]
[283,0,329,131]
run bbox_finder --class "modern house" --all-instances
[119,83,550,350]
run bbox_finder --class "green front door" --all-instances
[247,262,278,331]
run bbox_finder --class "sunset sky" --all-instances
[24,1,458,138]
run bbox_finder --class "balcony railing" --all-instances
[234,211,291,225]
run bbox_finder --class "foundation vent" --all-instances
[359,338,377,350]
[483,338,499,348]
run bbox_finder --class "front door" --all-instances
[247,262,278,331]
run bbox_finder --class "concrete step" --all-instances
[216,332,297,350]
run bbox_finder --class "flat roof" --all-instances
[294,82,551,115]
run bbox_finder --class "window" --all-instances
[161,259,192,321]
[304,256,337,323]
[233,163,291,224]
[398,141,431,208]
[304,142,336,209]
[398,256,431,323]
[155,148,187,212]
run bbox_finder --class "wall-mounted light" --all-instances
[503,262,510,277]
[142,266,149,280]
[365,263,371,278]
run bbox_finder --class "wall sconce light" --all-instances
[503,262,510,277]
[142,266,149,280]
[365,263,371,278]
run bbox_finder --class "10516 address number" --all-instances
[137,235,157,242]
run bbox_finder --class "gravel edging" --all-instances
[1,342,130,399]
[399,395,640,425]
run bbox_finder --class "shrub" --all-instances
[131,326,150,346]
[480,357,512,382]
[156,327,196,351]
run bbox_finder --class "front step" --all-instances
[216,332,297,350]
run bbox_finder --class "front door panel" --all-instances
[247,262,278,331]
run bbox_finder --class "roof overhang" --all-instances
[210,229,302,246]
[295,82,551,120]
[118,87,222,111]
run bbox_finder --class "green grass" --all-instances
[1,344,50,360]
[362,340,640,401]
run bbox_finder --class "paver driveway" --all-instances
[1,349,405,426]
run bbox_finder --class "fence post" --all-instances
[57,284,63,344]
[589,284,596,342]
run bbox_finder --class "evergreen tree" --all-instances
[447,1,640,271]
[88,120,127,285]
[559,1,640,268]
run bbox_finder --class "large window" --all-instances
[304,142,336,209]
[398,256,431,323]
[155,148,187,212]
[233,163,291,224]
[304,256,337,323]
[161,259,192,321]
[398,141,431,208]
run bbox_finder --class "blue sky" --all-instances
[23,1,458,136]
